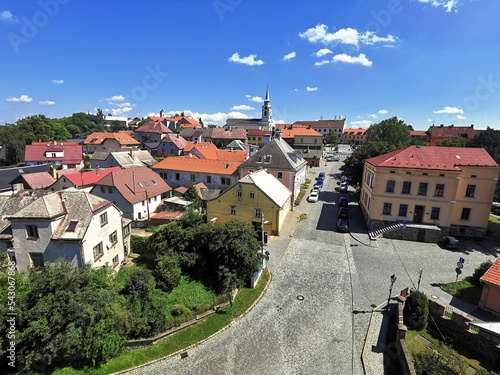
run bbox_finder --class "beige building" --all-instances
[360,146,499,237]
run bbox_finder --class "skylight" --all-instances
[66,221,78,232]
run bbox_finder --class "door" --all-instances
[414,205,424,224]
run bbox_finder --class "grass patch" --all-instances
[52,268,270,375]
[441,278,482,305]
[487,214,500,235]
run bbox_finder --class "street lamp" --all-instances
[261,213,269,268]
[386,274,397,312]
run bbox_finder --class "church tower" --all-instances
[261,85,273,130]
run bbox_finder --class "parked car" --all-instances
[307,190,320,203]
[492,202,500,215]
[339,182,348,192]
[317,172,325,181]
[311,187,320,194]
[326,155,339,162]
[338,207,349,219]
[439,236,460,250]
[338,196,348,207]
[314,180,324,190]
[337,218,349,233]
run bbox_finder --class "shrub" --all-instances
[130,235,150,254]
[413,342,468,375]
[472,260,493,285]
[403,290,429,330]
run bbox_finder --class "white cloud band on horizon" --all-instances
[231,104,255,110]
[228,52,264,66]
[7,95,32,103]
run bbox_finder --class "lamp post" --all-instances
[386,274,397,312]
[261,213,269,268]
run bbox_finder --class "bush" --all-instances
[130,235,150,254]
[413,342,468,375]
[403,290,429,330]
[472,260,493,285]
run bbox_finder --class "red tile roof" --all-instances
[63,167,122,187]
[247,129,272,136]
[153,156,241,175]
[31,141,80,146]
[343,128,368,135]
[94,167,172,204]
[24,144,83,165]
[84,132,140,146]
[188,142,247,162]
[135,121,172,134]
[160,134,187,149]
[427,125,476,146]
[481,259,500,287]
[211,127,247,139]
[280,127,322,138]
[151,211,183,220]
[366,146,499,170]
[292,119,345,129]
[19,172,55,189]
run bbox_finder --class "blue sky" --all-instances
[1,0,499,130]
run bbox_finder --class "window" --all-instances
[398,204,408,217]
[26,225,39,239]
[254,208,262,218]
[138,182,144,188]
[465,184,476,198]
[418,183,428,196]
[191,174,195,182]
[386,180,395,193]
[237,190,242,201]
[229,206,236,215]
[93,242,103,260]
[401,182,412,194]
[100,212,108,226]
[108,186,113,194]
[430,207,440,220]
[461,208,471,220]
[113,255,119,267]
[29,253,44,268]
[435,184,444,197]
[66,220,78,232]
[382,203,392,215]
[123,224,130,237]
[109,231,118,244]
[249,191,255,200]
[151,179,157,185]
[206,175,212,184]
[221,177,230,185]
[175,173,180,181]
[100,186,105,193]
[277,171,283,179]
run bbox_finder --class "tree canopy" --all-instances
[365,116,411,148]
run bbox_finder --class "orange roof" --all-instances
[84,132,140,146]
[481,259,500,287]
[187,142,247,162]
[280,127,322,138]
[343,128,368,135]
[153,156,241,175]
[410,130,428,136]
[135,121,171,134]
[366,146,499,171]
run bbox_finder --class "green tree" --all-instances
[413,341,469,375]
[365,116,411,148]
[325,131,340,146]
[470,126,500,163]
[340,141,397,189]
[437,136,469,147]
[403,290,429,330]
[154,252,182,292]
[16,114,53,142]
[17,260,126,370]
[0,124,26,165]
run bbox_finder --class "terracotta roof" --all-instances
[343,128,368,135]
[15,172,55,189]
[135,121,172,134]
[247,129,272,136]
[174,186,188,194]
[94,167,172,204]
[160,134,187,149]
[280,127,322,138]
[151,211,183,220]
[31,141,80,146]
[410,130,428,136]
[63,167,122,187]
[211,127,247,139]
[83,132,140,146]
[366,146,499,171]
[24,144,83,164]
[292,119,345,129]
[153,156,241,175]
[481,259,500,287]
[188,142,247,162]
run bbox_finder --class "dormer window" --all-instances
[66,221,78,232]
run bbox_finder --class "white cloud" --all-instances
[249,96,264,103]
[231,104,254,110]
[417,0,460,12]
[368,114,378,119]
[306,86,318,92]
[299,24,397,47]
[282,52,296,62]
[456,115,466,120]
[39,100,55,105]
[7,95,33,103]
[245,94,251,98]
[378,109,388,115]
[315,48,333,57]
[333,53,373,67]
[349,120,373,128]
[228,52,264,66]
[314,60,330,67]
[105,107,133,116]
[105,95,125,102]
[0,10,18,23]
[433,106,464,114]
[51,79,64,85]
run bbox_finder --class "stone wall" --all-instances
[385,225,441,243]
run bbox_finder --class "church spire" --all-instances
[264,85,270,103]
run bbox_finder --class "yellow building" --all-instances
[207,169,292,235]
[360,146,499,237]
